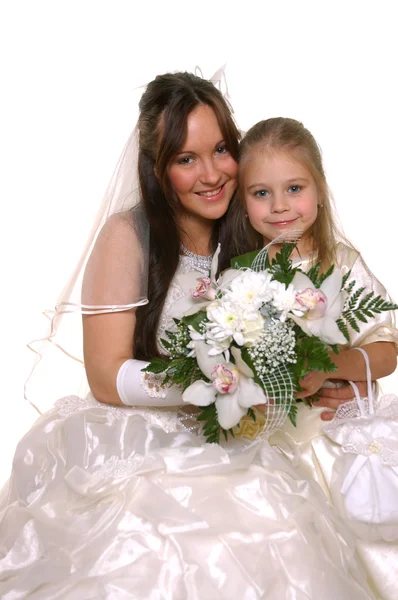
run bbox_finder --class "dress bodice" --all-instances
[157,256,210,352]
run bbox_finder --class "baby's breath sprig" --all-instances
[247,321,297,375]
[161,320,192,359]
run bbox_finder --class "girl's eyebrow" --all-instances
[247,177,310,190]
[285,177,310,184]
[247,182,267,190]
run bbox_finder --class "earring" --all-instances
[317,204,323,208]
[245,213,248,218]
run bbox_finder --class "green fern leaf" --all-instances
[336,318,350,341]
[355,311,368,323]
[344,280,355,294]
[347,315,360,332]
[342,270,352,288]
[247,407,256,422]
[288,403,298,427]
[348,287,366,310]
[143,357,170,374]
[306,262,321,286]
[317,264,334,288]
[358,291,374,309]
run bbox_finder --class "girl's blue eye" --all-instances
[288,185,301,193]
[254,190,269,198]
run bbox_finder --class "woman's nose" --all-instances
[199,159,222,186]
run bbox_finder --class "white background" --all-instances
[1,0,397,485]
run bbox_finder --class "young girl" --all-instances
[237,116,398,600]
[237,116,397,399]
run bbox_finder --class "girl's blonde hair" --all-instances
[236,117,348,268]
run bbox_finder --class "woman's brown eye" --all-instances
[178,157,193,165]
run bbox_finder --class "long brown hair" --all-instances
[134,72,241,359]
[229,117,346,267]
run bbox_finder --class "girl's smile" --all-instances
[268,217,299,226]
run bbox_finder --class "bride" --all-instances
[0,71,376,599]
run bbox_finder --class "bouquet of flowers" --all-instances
[145,242,397,443]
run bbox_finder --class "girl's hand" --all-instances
[295,371,328,400]
[317,381,369,421]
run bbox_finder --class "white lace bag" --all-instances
[323,347,398,541]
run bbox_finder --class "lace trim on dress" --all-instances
[55,395,125,418]
[55,394,179,433]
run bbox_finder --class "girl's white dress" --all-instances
[0,253,386,600]
[270,243,398,600]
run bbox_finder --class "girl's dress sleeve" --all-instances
[336,242,398,350]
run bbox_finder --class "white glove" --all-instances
[116,358,183,407]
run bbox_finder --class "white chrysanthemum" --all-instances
[206,299,265,348]
[207,336,233,357]
[224,270,274,312]
[206,300,242,342]
[236,313,265,346]
[271,281,299,321]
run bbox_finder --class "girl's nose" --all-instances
[271,191,290,213]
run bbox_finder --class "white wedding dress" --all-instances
[0,256,377,599]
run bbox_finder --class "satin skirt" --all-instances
[270,402,398,600]
[0,395,376,599]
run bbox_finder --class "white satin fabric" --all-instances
[0,248,394,599]
[0,395,376,599]
[272,403,398,600]
[270,243,398,600]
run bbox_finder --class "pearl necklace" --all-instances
[180,243,213,275]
